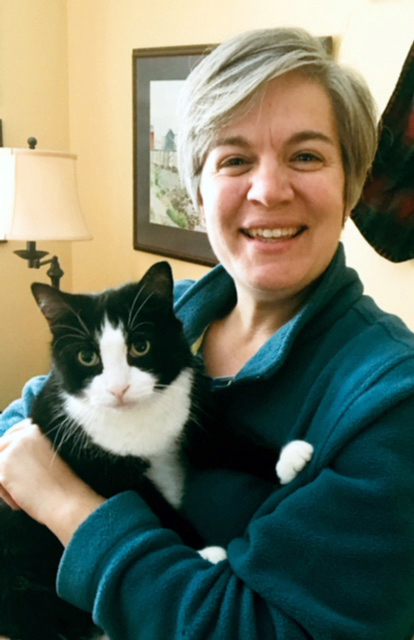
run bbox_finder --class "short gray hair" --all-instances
[177,27,378,212]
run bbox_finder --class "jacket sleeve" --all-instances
[0,376,47,436]
[56,390,414,640]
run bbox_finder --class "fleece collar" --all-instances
[174,243,363,382]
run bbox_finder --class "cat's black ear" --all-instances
[139,261,174,303]
[31,283,73,326]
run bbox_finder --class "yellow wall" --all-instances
[0,0,72,408]
[1,0,414,408]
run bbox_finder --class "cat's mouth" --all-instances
[103,398,138,410]
[98,391,154,410]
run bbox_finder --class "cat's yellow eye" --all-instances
[129,339,150,358]
[78,350,100,367]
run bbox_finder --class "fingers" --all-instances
[0,418,41,511]
[0,485,20,510]
[0,418,36,449]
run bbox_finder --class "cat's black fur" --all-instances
[0,261,279,640]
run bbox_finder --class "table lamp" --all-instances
[0,137,91,288]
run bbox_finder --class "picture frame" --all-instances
[132,45,218,266]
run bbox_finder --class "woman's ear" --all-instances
[342,206,351,227]
[197,192,205,223]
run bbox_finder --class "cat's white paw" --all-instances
[198,545,227,564]
[276,440,314,484]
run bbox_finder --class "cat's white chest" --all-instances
[145,449,185,507]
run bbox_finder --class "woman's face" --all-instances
[199,72,349,303]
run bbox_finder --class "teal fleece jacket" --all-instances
[2,244,414,639]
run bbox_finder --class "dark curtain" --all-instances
[351,41,414,262]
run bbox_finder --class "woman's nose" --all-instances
[247,161,294,207]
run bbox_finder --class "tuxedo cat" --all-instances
[0,261,313,640]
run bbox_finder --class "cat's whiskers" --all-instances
[187,388,210,433]
[52,320,93,353]
[186,407,205,432]
[127,285,151,328]
[129,319,155,335]
[66,305,93,339]
[51,417,80,459]
[127,291,155,333]
[55,415,95,462]
[49,298,93,339]
[48,402,86,450]
[53,337,89,354]
[52,323,89,339]
[71,423,91,459]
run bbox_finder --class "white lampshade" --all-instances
[0,147,91,241]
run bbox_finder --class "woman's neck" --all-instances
[202,287,307,378]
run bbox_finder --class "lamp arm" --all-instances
[14,241,64,289]
[14,241,49,267]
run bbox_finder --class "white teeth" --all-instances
[246,227,301,239]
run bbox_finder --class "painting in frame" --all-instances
[133,45,218,266]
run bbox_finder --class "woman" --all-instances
[2,28,414,639]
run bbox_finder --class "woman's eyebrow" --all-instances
[213,135,251,149]
[289,130,336,146]
[212,130,336,150]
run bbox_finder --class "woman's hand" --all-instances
[0,419,105,545]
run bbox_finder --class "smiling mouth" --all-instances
[242,226,306,241]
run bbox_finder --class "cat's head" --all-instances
[31,261,194,410]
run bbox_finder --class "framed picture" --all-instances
[133,45,217,266]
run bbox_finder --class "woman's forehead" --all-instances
[210,74,340,150]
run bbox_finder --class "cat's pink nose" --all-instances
[110,384,130,401]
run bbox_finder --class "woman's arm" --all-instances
[0,420,105,543]
[0,376,105,543]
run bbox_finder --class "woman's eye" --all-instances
[292,152,324,167]
[129,340,151,357]
[77,350,100,367]
[225,157,247,166]
[216,153,253,173]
